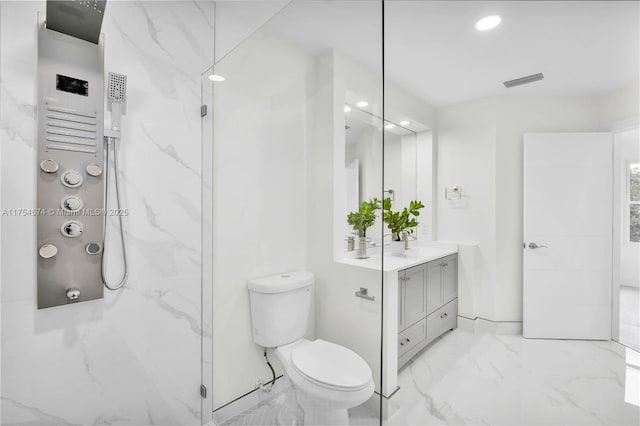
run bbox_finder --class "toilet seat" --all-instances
[291,339,371,391]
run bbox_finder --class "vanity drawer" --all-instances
[426,298,457,342]
[398,318,427,358]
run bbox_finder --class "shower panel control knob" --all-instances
[60,220,84,238]
[61,170,83,188]
[40,159,59,173]
[86,163,103,177]
[38,244,58,259]
[66,288,80,301]
[61,196,83,213]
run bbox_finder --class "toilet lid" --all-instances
[291,339,372,390]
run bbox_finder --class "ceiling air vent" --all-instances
[503,73,544,88]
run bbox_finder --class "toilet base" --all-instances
[276,339,374,426]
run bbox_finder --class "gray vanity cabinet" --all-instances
[398,254,458,369]
[427,255,458,312]
[398,264,428,332]
[441,256,458,304]
[426,261,443,315]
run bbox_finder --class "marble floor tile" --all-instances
[386,329,640,426]
[215,330,639,426]
[216,379,379,426]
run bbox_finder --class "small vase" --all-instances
[356,236,368,259]
[403,232,410,250]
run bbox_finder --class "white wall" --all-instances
[436,90,638,322]
[436,97,497,320]
[599,82,640,130]
[0,2,213,424]
[211,32,315,410]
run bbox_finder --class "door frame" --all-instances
[611,116,640,343]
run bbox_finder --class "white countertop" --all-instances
[337,246,457,272]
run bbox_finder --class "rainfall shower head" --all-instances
[46,0,107,44]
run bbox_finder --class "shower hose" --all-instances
[102,136,128,290]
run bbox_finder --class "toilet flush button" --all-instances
[61,170,83,188]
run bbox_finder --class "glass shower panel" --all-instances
[204,1,384,424]
[201,66,214,426]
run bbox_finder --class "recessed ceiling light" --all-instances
[384,123,395,129]
[400,120,410,126]
[356,101,368,107]
[475,15,501,31]
[208,74,225,82]
[344,105,352,112]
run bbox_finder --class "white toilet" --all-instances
[248,271,374,426]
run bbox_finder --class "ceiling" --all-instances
[384,1,640,106]
[249,0,639,107]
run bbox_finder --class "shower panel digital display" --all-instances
[36,13,105,308]
[56,74,89,96]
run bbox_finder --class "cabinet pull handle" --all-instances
[400,338,411,346]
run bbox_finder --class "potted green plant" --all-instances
[347,198,380,258]
[382,198,424,255]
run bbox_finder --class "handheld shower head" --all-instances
[107,72,127,104]
[107,72,127,131]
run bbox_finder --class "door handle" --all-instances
[528,242,548,249]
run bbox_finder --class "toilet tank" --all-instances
[248,271,313,348]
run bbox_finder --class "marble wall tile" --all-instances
[1,1,214,424]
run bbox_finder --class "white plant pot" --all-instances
[390,240,405,256]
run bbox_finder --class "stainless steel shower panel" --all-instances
[46,0,107,44]
[37,13,105,309]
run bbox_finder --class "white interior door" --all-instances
[523,133,612,339]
